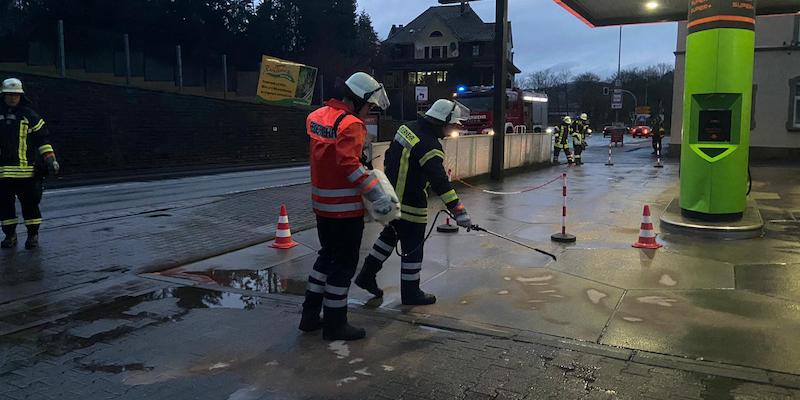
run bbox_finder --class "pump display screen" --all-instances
[698,110,732,142]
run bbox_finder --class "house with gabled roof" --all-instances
[376,3,520,121]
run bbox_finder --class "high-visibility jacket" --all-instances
[307,99,377,219]
[553,122,571,149]
[384,118,463,224]
[0,100,54,179]
[572,120,589,146]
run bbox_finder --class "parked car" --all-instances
[630,126,652,138]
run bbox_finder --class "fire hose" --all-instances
[390,210,557,262]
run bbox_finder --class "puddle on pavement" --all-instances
[33,286,263,358]
[161,268,307,296]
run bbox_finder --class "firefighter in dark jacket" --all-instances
[571,113,590,165]
[355,99,472,306]
[1,78,59,249]
[552,116,574,165]
[299,72,394,341]
[652,117,664,155]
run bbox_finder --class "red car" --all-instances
[630,126,652,138]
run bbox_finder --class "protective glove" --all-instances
[45,156,60,176]
[363,173,397,216]
[451,205,472,228]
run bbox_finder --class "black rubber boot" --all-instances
[298,310,323,332]
[24,225,39,250]
[299,293,323,332]
[1,225,16,249]
[354,265,384,298]
[401,282,437,306]
[322,307,365,341]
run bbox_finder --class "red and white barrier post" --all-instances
[551,173,577,243]
[605,142,614,166]
[654,144,664,168]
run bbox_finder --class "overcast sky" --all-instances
[357,0,678,79]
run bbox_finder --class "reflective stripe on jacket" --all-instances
[0,103,53,179]
[307,99,377,219]
[384,118,462,224]
[553,123,572,149]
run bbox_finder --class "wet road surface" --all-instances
[3,134,800,399]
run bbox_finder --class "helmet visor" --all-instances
[365,85,390,111]
[449,100,471,126]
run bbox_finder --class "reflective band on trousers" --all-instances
[402,262,422,270]
[374,239,393,253]
[323,298,348,308]
[24,219,42,226]
[401,272,421,281]
[307,282,325,293]
[369,248,390,261]
[1,219,19,226]
[310,270,327,282]
[312,187,361,197]
[325,285,349,296]
[312,201,364,213]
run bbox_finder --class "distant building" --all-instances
[671,15,800,159]
[376,4,520,121]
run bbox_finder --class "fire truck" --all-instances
[453,86,548,135]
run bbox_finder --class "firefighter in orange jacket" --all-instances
[299,72,394,341]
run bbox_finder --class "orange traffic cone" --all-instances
[270,204,299,249]
[632,205,662,249]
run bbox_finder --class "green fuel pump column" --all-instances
[679,0,756,221]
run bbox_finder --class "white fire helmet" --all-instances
[1,78,24,94]
[425,99,471,126]
[563,116,572,124]
[345,72,390,110]
[580,113,588,121]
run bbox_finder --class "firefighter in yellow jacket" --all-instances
[0,78,59,249]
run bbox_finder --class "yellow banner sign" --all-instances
[256,55,318,106]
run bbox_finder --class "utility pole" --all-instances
[57,20,65,78]
[615,26,622,124]
[490,0,509,180]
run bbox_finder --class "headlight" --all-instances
[487,129,495,136]
[546,128,554,134]
[449,131,460,138]
[587,128,593,133]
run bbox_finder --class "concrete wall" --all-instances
[670,15,800,159]
[370,133,553,179]
[2,73,311,178]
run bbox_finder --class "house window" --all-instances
[424,46,430,59]
[431,47,441,59]
[472,45,480,56]
[410,71,449,85]
[430,31,443,38]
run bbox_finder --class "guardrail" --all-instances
[370,132,553,179]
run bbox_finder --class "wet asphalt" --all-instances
[167,133,800,375]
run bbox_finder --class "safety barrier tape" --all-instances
[457,174,562,196]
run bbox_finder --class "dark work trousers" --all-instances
[303,216,364,327]
[573,143,584,164]
[0,178,43,233]
[553,146,573,163]
[652,138,662,154]
[361,219,427,298]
